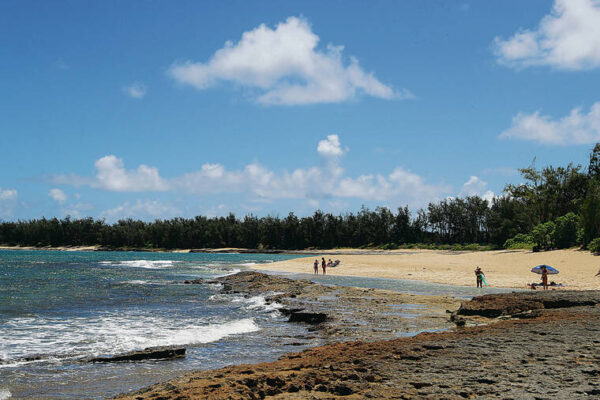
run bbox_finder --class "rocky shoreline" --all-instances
[189,271,460,343]
[114,272,600,399]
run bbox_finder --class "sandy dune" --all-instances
[253,249,600,290]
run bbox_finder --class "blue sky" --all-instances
[2,0,600,221]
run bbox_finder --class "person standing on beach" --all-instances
[313,259,319,275]
[321,257,327,275]
[475,266,484,288]
[541,265,549,290]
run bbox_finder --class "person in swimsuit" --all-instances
[541,265,549,290]
[313,259,319,274]
[475,266,484,288]
[321,257,327,275]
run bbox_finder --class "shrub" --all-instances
[588,238,600,253]
[503,233,534,249]
[512,233,534,244]
[577,228,585,245]
[553,212,579,249]
[503,239,535,250]
[532,221,556,250]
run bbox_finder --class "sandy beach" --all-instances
[0,245,101,252]
[252,248,600,290]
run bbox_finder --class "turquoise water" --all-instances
[0,250,305,399]
[281,272,518,299]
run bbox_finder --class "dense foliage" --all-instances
[2,145,600,251]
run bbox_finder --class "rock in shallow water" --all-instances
[86,346,185,363]
[288,311,328,324]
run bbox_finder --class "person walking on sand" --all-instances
[475,266,484,288]
[541,265,549,290]
[321,257,327,275]
[313,259,319,275]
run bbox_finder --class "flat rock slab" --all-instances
[457,290,600,318]
[87,346,185,363]
[287,311,328,324]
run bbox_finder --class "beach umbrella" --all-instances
[531,265,559,275]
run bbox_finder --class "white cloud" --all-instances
[494,0,600,70]
[0,188,17,201]
[500,102,600,145]
[48,188,67,204]
[317,134,346,157]
[459,176,495,203]
[50,135,462,209]
[460,176,487,196]
[481,191,496,203]
[53,155,169,192]
[100,200,182,222]
[63,203,93,219]
[336,167,449,205]
[124,82,147,99]
[204,204,228,218]
[95,155,169,192]
[0,187,18,218]
[168,16,411,105]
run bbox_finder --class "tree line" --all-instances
[3,145,600,251]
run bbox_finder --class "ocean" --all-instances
[0,250,306,399]
[0,249,514,399]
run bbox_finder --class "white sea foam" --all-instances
[99,260,179,269]
[218,293,284,314]
[0,389,11,400]
[214,268,241,277]
[207,283,223,290]
[243,295,283,312]
[238,262,257,267]
[0,313,259,364]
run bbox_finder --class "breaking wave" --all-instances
[0,314,259,366]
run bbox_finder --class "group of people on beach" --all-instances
[313,257,334,275]
[476,265,553,290]
[308,260,599,286]
[477,265,591,290]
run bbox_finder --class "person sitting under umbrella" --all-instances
[530,265,559,289]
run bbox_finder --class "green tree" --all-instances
[532,221,556,250]
[581,178,600,244]
[588,143,600,179]
[505,161,588,224]
[553,212,579,249]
